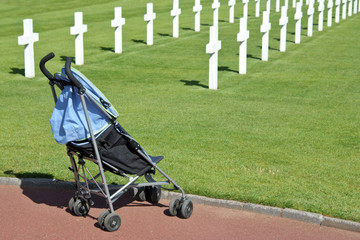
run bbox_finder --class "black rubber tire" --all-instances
[135,187,146,201]
[104,213,121,232]
[68,197,75,214]
[98,210,110,228]
[73,199,90,216]
[146,186,161,204]
[169,198,180,216]
[179,200,193,219]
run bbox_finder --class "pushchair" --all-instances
[39,52,193,232]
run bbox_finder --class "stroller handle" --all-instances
[65,57,85,94]
[39,52,55,81]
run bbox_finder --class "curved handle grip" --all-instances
[65,57,85,94]
[39,52,55,81]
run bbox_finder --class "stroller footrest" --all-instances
[150,156,163,164]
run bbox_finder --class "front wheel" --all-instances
[179,200,193,219]
[103,213,121,232]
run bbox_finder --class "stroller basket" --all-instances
[39,53,193,232]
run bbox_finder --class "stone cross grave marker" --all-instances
[255,0,261,17]
[335,0,341,22]
[327,0,334,27]
[171,0,181,38]
[318,0,325,31]
[348,0,353,16]
[111,7,126,54]
[354,0,358,14]
[193,0,202,32]
[144,3,156,45]
[307,0,315,36]
[70,12,87,65]
[342,0,347,19]
[260,11,271,61]
[293,0,296,8]
[279,6,288,52]
[285,0,289,9]
[206,26,221,90]
[18,19,39,78]
[276,0,280,12]
[212,0,221,27]
[228,0,236,23]
[237,17,250,74]
[266,0,271,12]
[243,0,249,19]
[294,2,303,44]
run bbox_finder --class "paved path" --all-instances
[1,185,360,239]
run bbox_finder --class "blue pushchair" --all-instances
[39,53,193,232]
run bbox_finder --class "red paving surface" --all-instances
[1,185,360,240]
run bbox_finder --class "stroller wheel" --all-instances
[104,213,121,232]
[73,199,90,216]
[146,186,161,204]
[169,198,180,216]
[98,210,110,228]
[179,200,193,219]
[68,197,76,214]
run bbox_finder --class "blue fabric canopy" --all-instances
[50,67,119,144]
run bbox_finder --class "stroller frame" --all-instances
[40,53,193,232]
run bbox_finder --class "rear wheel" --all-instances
[73,199,90,216]
[146,186,161,204]
[68,197,75,214]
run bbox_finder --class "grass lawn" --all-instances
[0,0,359,222]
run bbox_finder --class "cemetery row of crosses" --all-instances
[18,0,359,90]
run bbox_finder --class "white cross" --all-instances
[228,0,236,23]
[354,0,358,14]
[70,12,87,65]
[276,0,280,12]
[260,11,271,61]
[243,0,249,19]
[171,0,181,38]
[342,0,347,19]
[307,0,315,36]
[212,0,221,27]
[144,3,156,45]
[111,7,126,54]
[293,0,296,8]
[206,26,221,90]
[348,0,353,16]
[327,0,334,27]
[266,0,271,12]
[255,0,260,17]
[237,17,249,74]
[335,0,341,22]
[279,6,288,52]
[193,0,202,32]
[318,0,325,31]
[18,19,39,78]
[294,2,303,44]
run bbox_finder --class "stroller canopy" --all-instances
[50,67,119,144]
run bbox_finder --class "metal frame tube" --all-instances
[79,94,115,213]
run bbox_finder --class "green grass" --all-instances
[1,0,360,222]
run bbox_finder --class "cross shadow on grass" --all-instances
[219,66,238,73]
[274,38,295,44]
[132,39,147,44]
[247,54,262,60]
[9,67,25,76]
[157,33,171,37]
[60,56,75,63]
[181,27,194,31]
[180,80,208,89]
[100,46,114,52]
